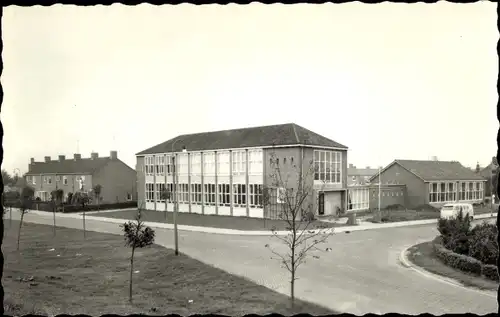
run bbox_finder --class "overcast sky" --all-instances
[2,3,498,175]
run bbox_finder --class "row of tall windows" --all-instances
[144,150,263,177]
[429,181,484,203]
[144,182,263,208]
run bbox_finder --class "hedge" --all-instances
[432,241,482,275]
[433,238,500,281]
[482,264,499,281]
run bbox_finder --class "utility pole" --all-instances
[378,166,381,212]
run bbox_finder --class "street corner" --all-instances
[398,247,413,268]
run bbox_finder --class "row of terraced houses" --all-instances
[25,123,488,219]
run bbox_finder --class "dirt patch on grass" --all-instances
[407,241,498,291]
[4,221,336,316]
[92,209,342,231]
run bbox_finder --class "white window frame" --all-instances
[248,184,263,208]
[55,175,60,182]
[204,183,216,205]
[190,153,202,176]
[145,183,154,202]
[47,176,52,184]
[191,183,202,205]
[178,183,189,203]
[233,183,247,207]
[314,150,342,184]
[155,183,166,203]
[348,188,369,211]
[218,183,231,206]
[232,150,247,175]
[248,149,263,175]
[203,152,216,176]
[217,151,230,176]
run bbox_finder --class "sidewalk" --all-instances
[10,208,498,236]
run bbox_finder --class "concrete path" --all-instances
[6,210,498,315]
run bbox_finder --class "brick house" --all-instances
[135,123,349,219]
[369,159,486,208]
[25,151,137,203]
[347,164,379,185]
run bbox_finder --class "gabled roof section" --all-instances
[370,159,487,182]
[136,123,348,155]
[26,157,112,175]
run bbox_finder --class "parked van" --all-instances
[440,203,474,220]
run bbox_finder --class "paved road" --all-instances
[7,211,498,315]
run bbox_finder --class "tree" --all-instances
[120,205,155,303]
[50,191,58,237]
[1,169,14,186]
[475,162,481,173]
[17,186,34,250]
[92,184,102,210]
[160,187,171,222]
[72,192,90,238]
[263,152,333,308]
[55,189,65,213]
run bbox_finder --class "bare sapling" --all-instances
[17,186,35,250]
[263,151,334,308]
[121,204,155,303]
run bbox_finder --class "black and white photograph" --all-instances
[1,2,498,315]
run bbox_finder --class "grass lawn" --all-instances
[366,209,438,223]
[407,241,498,291]
[4,221,336,316]
[91,209,343,231]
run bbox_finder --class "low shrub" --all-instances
[437,211,471,254]
[433,240,482,275]
[62,201,137,213]
[384,204,405,211]
[468,222,498,266]
[482,264,499,281]
[415,204,439,212]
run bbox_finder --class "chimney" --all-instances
[58,155,65,162]
[349,164,354,168]
[74,153,82,160]
[30,158,35,164]
[110,150,118,160]
[44,156,51,163]
[91,152,99,160]
[366,166,370,169]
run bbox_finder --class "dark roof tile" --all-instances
[136,123,347,155]
[26,157,111,175]
[395,159,486,181]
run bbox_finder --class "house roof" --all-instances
[136,123,348,155]
[25,157,112,176]
[370,159,487,182]
[348,167,378,177]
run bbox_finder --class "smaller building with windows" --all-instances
[369,159,486,208]
[25,151,136,203]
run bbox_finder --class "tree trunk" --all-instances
[9,206,12,228]
[53,204,56,237]
[129,247,135,302]
[290,268,295,309]
[17,212,24,251]
[83,209,86,239]
[165,201,168,223]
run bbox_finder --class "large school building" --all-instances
[135,123,355,219]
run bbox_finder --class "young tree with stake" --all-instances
[160,187,171,222]
[263,152,333,308]
[50,190,58,236]
[92,184,102,210]
[121,205,155,302]
[17,186,34,250]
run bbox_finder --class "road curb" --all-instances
[12,208,499,236]
[399,242,496,298]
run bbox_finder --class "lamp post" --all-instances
[171,138,185,256]
[378,166,381,212]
